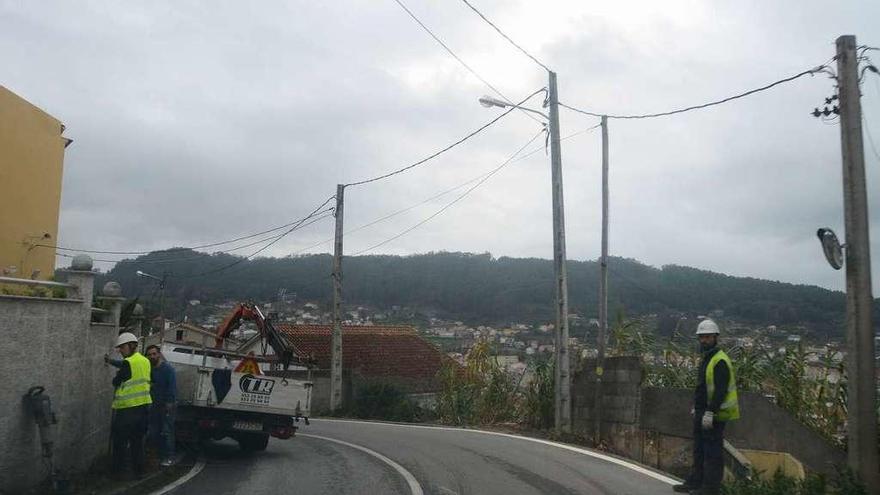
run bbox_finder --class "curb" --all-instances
[145,458,206,495]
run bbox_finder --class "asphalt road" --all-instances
[172,419,678,495]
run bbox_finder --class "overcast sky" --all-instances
[3,0,879,291]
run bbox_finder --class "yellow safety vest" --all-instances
[112,352,153,410]
[706,349,740,421]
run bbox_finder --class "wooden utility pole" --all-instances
[594,115,609,442]
[547,71,571,433]
[835,35,879,493]
[330,184,345,411]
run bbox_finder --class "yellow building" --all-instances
[0,85,71,280]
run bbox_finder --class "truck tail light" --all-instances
[270,426,295,439]
[198,419,220,429]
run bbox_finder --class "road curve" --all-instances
[172,419,677,495]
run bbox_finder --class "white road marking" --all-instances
[147,457,207,495]
[300,433,425,495]
[312,418,679,486]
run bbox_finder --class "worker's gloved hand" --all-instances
[690,407,695,418]
[701,411,714,430]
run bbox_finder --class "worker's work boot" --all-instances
[672,482,697,493]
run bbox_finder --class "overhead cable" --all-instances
[458,0,551,72]
[296,121,601,255]
[180,195,337,278]
[390,0,543,125]
[559,64,829,120]
[42,202,337,256]
[345,87,545,187]
[351,127,546,255]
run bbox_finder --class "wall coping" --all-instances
[0,294,84,304]
[0,276,76,289]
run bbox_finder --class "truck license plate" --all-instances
[233,421,262,431]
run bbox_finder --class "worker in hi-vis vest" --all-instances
[674,319,739,495]
[106,332,152,479]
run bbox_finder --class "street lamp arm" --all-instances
[478,95,548,120]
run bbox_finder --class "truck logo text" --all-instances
[239,374,275,395]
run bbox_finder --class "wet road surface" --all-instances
[173,419,677,495]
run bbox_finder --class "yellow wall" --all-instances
[0,85,69,280]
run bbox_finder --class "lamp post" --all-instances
[478,73,572,433]
[136,270,167,343]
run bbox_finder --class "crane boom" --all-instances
[214,302,306,369]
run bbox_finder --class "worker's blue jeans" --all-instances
[149,402,175,461]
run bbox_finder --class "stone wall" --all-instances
[572,356,643,457]
[570,357,846,479]
[640,387,846,475]
[0,267,123,493]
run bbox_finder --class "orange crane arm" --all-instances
[214,303,262,347]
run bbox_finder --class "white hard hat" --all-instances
[115,332,139,347]
[696,319,720,335]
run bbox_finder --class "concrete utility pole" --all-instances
[835,35,879,493]
[330,184,345,411]
[548,71,571,433]
[594,115,609,442]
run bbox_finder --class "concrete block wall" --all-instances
[569,357,846,478]
[640,387,846,475]
[0,270,121,493]
[572,356,643,428]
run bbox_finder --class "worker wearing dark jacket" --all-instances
[145,344,177,467]
[674,319,740,495]
[106,332,152,479]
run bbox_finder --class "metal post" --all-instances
[330,184,345,411]
[835,35,879,493]
[594,115,609,443]
[158,274,167,344]
[548,71,571,433]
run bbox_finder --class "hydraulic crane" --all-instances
[214,302,306,370]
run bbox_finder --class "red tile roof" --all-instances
[275,324,452,392]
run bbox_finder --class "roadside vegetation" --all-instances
[611,316,852,448]
[435,340,554,428]
[721,468,866,495]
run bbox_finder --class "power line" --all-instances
[345,87,545,187]
[295,121,601,255]
[53,210,334,265]
[390,0,543,125]
[458,0,551,73]
[559,64,829,120]
[351,127,546,255]
[181,195,337,278]
[42,205,338,256]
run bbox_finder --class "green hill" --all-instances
[91,249,862,338]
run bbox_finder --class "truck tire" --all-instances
[239,433,269,452]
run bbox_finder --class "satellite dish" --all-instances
[816,228,844,270]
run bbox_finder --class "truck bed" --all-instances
[163,343,312,418]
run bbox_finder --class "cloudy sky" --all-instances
[3,0,879,291]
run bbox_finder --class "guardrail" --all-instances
[724,440,754,481]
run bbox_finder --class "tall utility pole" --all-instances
[548,71,571,433]
[594,115,609,442]
[330,184,345,411]
[835,35,879,493]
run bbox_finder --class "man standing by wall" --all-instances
[107,333,152,479]
[145,345,177,467]
[673,319,740,495]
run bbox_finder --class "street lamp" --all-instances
[478,73,572,434]
[478,95,549,120]
[136,270,167,342]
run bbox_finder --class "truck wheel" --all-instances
[239,433,269,452]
